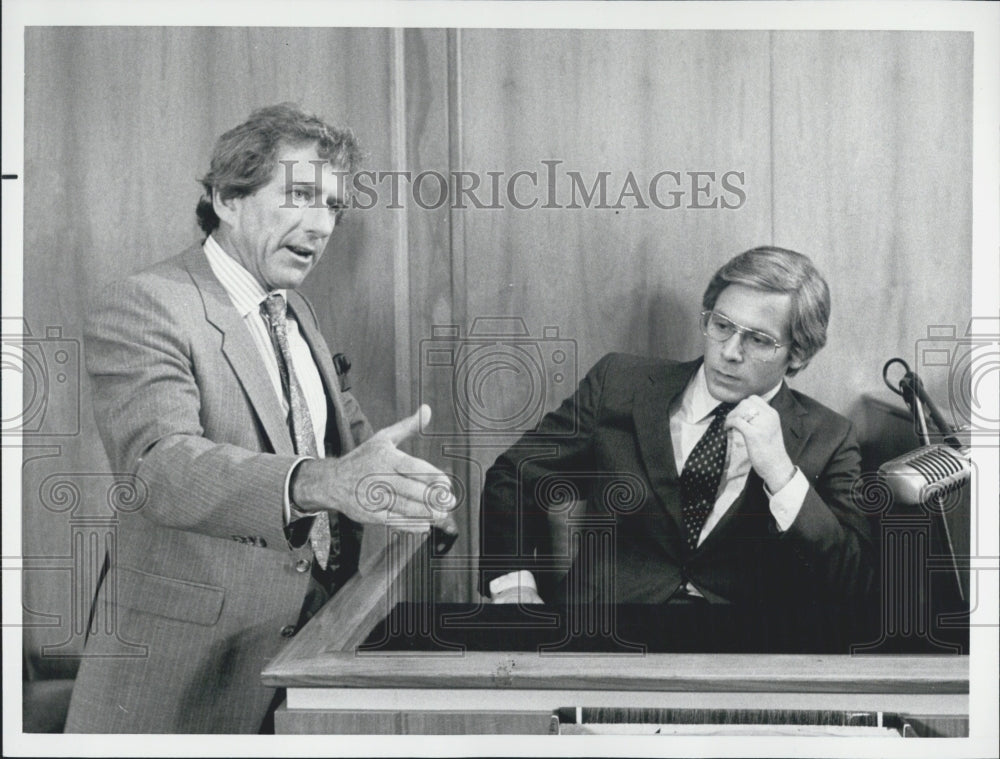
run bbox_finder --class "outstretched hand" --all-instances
[291,405,459,534]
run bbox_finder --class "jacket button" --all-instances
[294,559,310,573]
[280,625,296,638]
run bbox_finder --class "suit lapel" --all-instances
[769,381,808,462]
[286,292,355,456]
[632,359,702,535]
[183,246,295,456]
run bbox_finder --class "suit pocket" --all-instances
[114,566,225,626]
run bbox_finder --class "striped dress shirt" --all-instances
[202,235,328,455]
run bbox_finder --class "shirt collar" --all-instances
[203,234,287,318]
[681,364,783,423]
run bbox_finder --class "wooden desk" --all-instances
[262,532,969,735]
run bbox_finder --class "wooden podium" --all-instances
[262,532,969,735]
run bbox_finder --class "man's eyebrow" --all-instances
[323,191,347,209]
[716,311,781,341]
[748,323,780,340]
[285,181,347,208]
[285,179,346,209]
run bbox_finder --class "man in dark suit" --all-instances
[65,104,456,733]
[480,246,874,607]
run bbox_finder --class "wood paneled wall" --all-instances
[21,26,404,667]
[21,29,971,661]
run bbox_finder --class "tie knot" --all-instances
[262,293,287,324]
[713,401,736,420]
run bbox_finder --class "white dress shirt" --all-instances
[489,364,809,598]
[671,365,806,543]
[203,235,328,520]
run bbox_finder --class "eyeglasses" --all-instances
[700,310,787,363]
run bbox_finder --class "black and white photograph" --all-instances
[3,1,998,756]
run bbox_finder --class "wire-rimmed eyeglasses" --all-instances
[699,310,787,363]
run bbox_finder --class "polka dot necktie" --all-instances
[262,293,338,570]
[679,401,736,550]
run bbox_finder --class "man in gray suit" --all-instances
[65,104,456,733]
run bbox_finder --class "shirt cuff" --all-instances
[766,467,808,532]
[283,455,315,526]
[489,570,538,597]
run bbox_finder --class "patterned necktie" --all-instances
[679,401,736,550]
[262,293,337,570]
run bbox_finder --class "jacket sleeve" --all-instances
[781,419,877,603]
[85,275,307,551]
[479,353,617,596]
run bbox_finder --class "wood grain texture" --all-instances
[769,32,973,426]
[263,530,429,683]
[22,31,975,662]
[449,30,773,602]
[274,705,553,734]
[398,29,475,602]
[457,29,773,385]
[266,650,967,693]
[21,27,400,666]
[274,685,966,733]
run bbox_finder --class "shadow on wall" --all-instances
[847,394,918,473]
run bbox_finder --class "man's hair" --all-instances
[195,103,362,234]
[701,245,830,376]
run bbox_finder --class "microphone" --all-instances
[879,358,970,602]
[900,372,963,449]
[882,358,963,449]
[877,444,971,506]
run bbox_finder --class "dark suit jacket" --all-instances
[480,353,875,606]
[65,245,372,733]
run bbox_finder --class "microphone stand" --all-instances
[930,477,964,602]
[884,360,965,602]
[898,372,932,447]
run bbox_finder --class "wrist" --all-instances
[764,462,797,495]
[289,458,321,513]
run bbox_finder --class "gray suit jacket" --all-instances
[65,245,372,733]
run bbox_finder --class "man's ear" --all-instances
[786,351,805,374]
[212,188,240,227]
